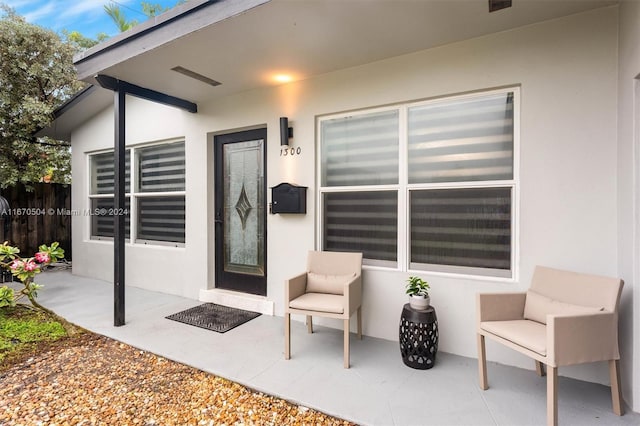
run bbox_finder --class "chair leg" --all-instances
[284,313,290,360]
[547,366,558,426]
[306,315,313,333]
[357,307,362,340]
[477,334,488,390]
[344,318,350,368]
[536,361,546,377]
[609,359,624,416]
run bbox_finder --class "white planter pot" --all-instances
[409,295,430,311]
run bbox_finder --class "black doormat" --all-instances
[165,303,261,333]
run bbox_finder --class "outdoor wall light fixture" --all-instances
[280,117,293,147]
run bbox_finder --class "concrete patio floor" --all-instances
[34,270,639,426]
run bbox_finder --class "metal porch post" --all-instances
[95,74,197,327]
[114,88,126,327]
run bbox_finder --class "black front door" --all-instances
[214,129,267,296]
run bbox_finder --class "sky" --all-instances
[3,0,181,38]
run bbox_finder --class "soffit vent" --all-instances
[489,0,512,13]
[171,66,221,87]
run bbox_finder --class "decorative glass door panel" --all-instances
[223,139,265,276]
[214,129,267,296]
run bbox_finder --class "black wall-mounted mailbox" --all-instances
[271,183,307,214]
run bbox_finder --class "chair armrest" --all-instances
[345,273,362,315]
[548,311,619,367]
[285,272,307,304]
[476,292,526,324]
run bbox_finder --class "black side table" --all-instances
[399,303,438,369]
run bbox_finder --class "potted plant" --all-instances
[405,276,430,311]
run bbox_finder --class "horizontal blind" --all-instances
[138,142,185,192]
[90,197,131,238]
[137,196,185,243]
[408,92,514,183]
[410,187,511,271]
[321,110,399,186]
[90,151,131,194]
[323,191,397,262]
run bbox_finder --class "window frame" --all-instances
[87,139,186,247]
[87,149,132,243]
[317,87,519,281]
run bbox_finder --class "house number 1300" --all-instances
[280,147,302,156]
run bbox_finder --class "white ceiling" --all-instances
[78,0,617,104]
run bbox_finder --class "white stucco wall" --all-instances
[71,7,627,393]
[70,100,206,298]
[617,0,640,411]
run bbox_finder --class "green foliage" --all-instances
[39,241,64,261]
[0,1,188,189]
[104,2,138,32]
[0,241,65,307]
[0,306,66,361]
[0,243,20,259]
[0,286,15,307]
[142,2,170,17]
[405,276,430,297]
[0,5,80,188]
[105,1,187,33]
[63,30,109,51]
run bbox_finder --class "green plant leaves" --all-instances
[0,286,15,308]
[405,276,430,296]
[0,242,64,308]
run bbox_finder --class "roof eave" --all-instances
[34,85,113,141]
[74,0,270,83]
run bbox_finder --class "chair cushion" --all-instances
[306,272,355,295]
[523,290,603,324]
[289,292,344,314]
[481,320,547,356]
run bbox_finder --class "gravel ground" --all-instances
[0,333,355,425]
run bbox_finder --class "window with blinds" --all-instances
[410,187,512,277]
[88,140,186,246]
[137,196,185,243]
[323,191,397,265]
[89,150,131,239]
[137,142,185,192]
[90,197,131,239]
[320,109,400,267]
[319,88,517,278]
[90,151,131,194]
[408,93,513,184]
[321,110,399,186]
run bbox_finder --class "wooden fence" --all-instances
[0,183,72,260]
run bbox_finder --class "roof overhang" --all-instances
[73,0,617,103]
[35,85,113,140]
[43,0,618,141]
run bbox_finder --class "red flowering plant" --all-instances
[0,241,64,312]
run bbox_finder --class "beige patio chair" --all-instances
[284,250,363,368]
[477,266,624,426]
